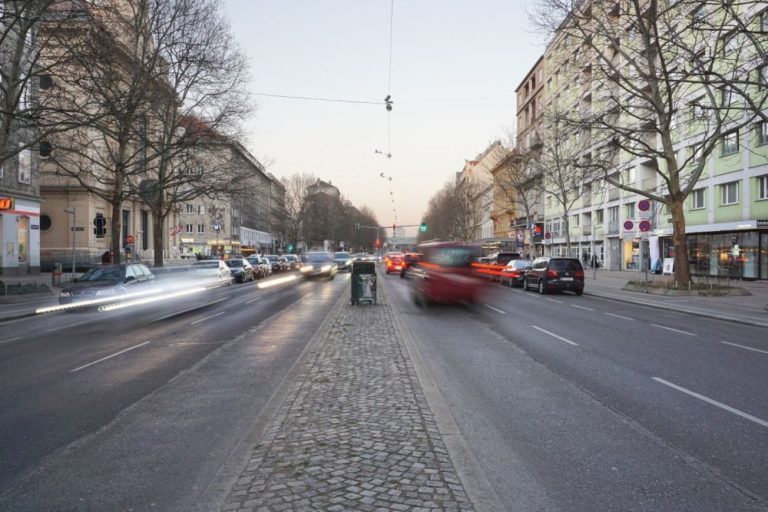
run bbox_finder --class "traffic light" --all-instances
[287,243,294,253]
[375,239,381,248]
[419,222,428,233]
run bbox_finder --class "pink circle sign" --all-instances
[623,220,634,230]
[638,200,651,212]
[639,220,651,232]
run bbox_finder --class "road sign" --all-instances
[639,220,651,232]
[638,199,651,212]
[623,220,634,230]
[126,234,135,244]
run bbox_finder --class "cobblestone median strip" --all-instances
[221,291,475,512]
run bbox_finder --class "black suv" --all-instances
[524,257,584,295]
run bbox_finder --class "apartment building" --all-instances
[520,1,768,279]
[456,141,506,245]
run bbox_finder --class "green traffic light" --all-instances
[419,223,428,233]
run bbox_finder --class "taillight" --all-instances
[546,270,559,278]
[509,271,519,277]
[574,271,584,278]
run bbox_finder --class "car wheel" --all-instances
[538,280,546,295]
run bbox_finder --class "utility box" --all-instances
[351,261,376,305]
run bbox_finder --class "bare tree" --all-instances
[281,172,317,251]
[532,0,768,285]
[141,0,252,266]
[494,150,544,251]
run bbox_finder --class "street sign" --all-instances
[639,220,651,232]
[638,199,651,212]
[623,220,634,230]
[126,234,135,244]
[70,226,85,232]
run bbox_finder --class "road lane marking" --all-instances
[245,296,263,304]
[531,325,578,346]
[651,324,696,336]
[44,321,90,333]
[0,336,21,345]
[71,341,150,373]
[484,304,506,314]
[652,377,768,429]
[605,313,634,321]
[545,298,563,304]
[190,311,225,325]
[571,304,594,311]
[721,341,768,355]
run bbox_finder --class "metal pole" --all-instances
[72,208,76,278]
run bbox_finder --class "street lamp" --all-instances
[63,207,76,279]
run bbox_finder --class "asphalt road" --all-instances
[0,271,349,511]
[385,273,768,512]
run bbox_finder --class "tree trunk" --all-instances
[153,211,164,267]
[563,216,571,256]
[670,198,691,286]
[111,200,122,264]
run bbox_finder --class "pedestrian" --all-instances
[101,250,112,264]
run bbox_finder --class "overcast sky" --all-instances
[222,0,546,236]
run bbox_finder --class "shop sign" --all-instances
[0,197,14,210]
[31,225,39,230]
[532,223,544,242]
[180,238,194,243]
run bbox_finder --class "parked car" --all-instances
[59,263,155,304]
[494,252,522,265]
[384,252,404,274]
[333,251,354,271]
[258,257,273,277]
[524,257,584,295]
[192,259,233,286]
[225,258,255,283]
[281,254,301,270]
[264,254,282,273]
[300,252,338,279]
[500,259,532,287]
[409,242,486,306]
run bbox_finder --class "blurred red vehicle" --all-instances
[409,242,486,306]
[384,252,404,274]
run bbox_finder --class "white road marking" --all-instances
[531,325,578,346]
[721,341,768,355]
[651,323,696,336]
[190,312,225,325]
[605,312,634,321]
[484,304,506,314]
[70,341,150,373]
[169,342,222,346]
[0,336,21,345]
[571,304,594,311]
[245,296,263,304]
[652,377,768,429]
[44,321,90,333]
[545,298,563,304]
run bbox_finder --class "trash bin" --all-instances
[351,261,376,305]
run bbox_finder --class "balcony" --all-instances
[607,221,620,235]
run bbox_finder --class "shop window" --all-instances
[720,181,739,205]
[721,131,739,156]
[691,188,706,210]
[758,176,768,200]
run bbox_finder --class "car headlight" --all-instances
[60,291,71,297]
[301,265,314,272]
[321,265,331,272]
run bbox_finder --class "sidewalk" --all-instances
[220,286,477,512]
[583,269,768,328]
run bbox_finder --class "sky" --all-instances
[222,0,546,237]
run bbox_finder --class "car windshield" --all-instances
[428,247,477,268]
[78,266,124,282]
[225,260,244,268]
[303,253,331,262]
[334,252,350,259]
[266,255,278,262]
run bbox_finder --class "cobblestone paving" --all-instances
[221,290,475,512]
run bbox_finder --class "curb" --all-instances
[584,289,768,328]
[382,280,507,512]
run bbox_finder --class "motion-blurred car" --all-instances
[399,252,422,278]
[300,252,338,279]
[524,257,584,295]
[264,254,282,273]
[499,259,532,287]
[192,259,233,286]
[384,252,404,274]
[225,258,255,283]
[333,251,354,271]
[409,242,485,306]
[59,263,155,304]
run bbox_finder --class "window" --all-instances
[572,214,580,227]
[39,142,52,158]
[758,176,768,200]
[691,188,705,209]
[185,224,193,234]
[690,145,702,165]
[721,130,739,156]
[122,209,130,246]
[94,213,106,238]
[760,66,768,87]
[17,148,31,184]
[40,214,52,231]
[723,32,738,54]
[625,202,635,219]
[39,74,53,89]
[595,209,604,224]
[720,181,739,205]
[691,6,704,25]
[197,224,205,234]
[721,87,734,106]
[759,122,768,145]
[197,205,205,215]
[762,10,768,32]
[185,204,194,214]
[141,210,149,250]
[691,102,706,120]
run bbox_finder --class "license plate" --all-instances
[561,277,574,281]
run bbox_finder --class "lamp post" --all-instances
[63,207,76,279]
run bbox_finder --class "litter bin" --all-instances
[351,261,376,305]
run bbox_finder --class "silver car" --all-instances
[300,252,338,279]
